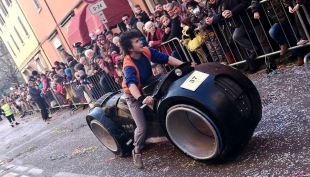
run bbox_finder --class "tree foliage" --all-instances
[0,38,24,94]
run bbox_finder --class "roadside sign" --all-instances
[83,0,99,4]
[89,0,107,14]
[98,11,108,24]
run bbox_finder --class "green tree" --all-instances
[0,39,24,93]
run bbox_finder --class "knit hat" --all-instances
[65,68,71,75]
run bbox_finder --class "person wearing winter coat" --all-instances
[282,0,310,46]
[160,15,184,60]
[28,77,51,123]
[145,21,168,75]
[134,4,150,24]
[252,0,304,66]
[186,1,227,64]
[67,56,78,80]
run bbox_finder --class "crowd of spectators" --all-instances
[1,0,309,122]
[119,0,309,74]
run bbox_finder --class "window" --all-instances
[0,1,8,16]
[17,16,28,36]
[4,0,11,6]
[0,13,4,26]
[10,34,19,51]
[14,26,23,44]
[33,0,41,10]
[7,41,15,56]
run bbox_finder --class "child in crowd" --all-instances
[65,68,73,82]
[0,99,20,127]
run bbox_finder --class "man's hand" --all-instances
[142,96,154,105]
[148,41,154,47]
[222,10,232,18]
[254,12,260,19]
[293,4,300,12]
[288,6,294,13]
[164,27,171,34]
[115,77,119,83]
[205,17,213,25]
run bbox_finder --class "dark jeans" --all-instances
[34,98,49,120]
[99,75,113,93]
[6,114,15,123]
[269,23,303,57]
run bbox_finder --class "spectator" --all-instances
[53,76,66,105]
[80,57,94,76]
[149,13,155,22]
[168,1,188,20]
[186,1,226,63]
[94,56,118,92]
[259,0,305,66]
[134,4,150,24]
[194,0,207,7]
[122,14,138,31]
[160,15,183,60]
[282,0,310,46]
[65,68,73,82]
[105,31,120,54]
[136,22,148,47]
[160,15,182,42]
[145,21,172,55]
[67,56,78,79]
[206,0,259,73]
[59,62,66,69]
[155,3,169,16]
[154,11,163,28]
[40,74,49,94]
[28,78,51,123]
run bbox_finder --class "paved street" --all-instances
[0,66,309,177]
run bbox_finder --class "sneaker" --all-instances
[297,39,309,46]
[11,125,14,127]
[15,122,20,126]
[132,150,143,169]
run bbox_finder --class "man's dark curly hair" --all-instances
[119,30,141,55]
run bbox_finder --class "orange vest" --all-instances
[122,47,151,94]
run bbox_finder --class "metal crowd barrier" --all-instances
[22,1,310,114]
[304,52,310,72]
[211,0,310,66]
[151,1,309,68]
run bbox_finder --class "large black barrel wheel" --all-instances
[165,104,223,161]
[90,118,132,157]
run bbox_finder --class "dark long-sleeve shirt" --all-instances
[28,86,42,101]
[124,48,169,88]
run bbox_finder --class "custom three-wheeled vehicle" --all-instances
[86,62,262,161]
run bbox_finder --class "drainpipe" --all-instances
[15,0,53,68]
[43,0,73,55]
